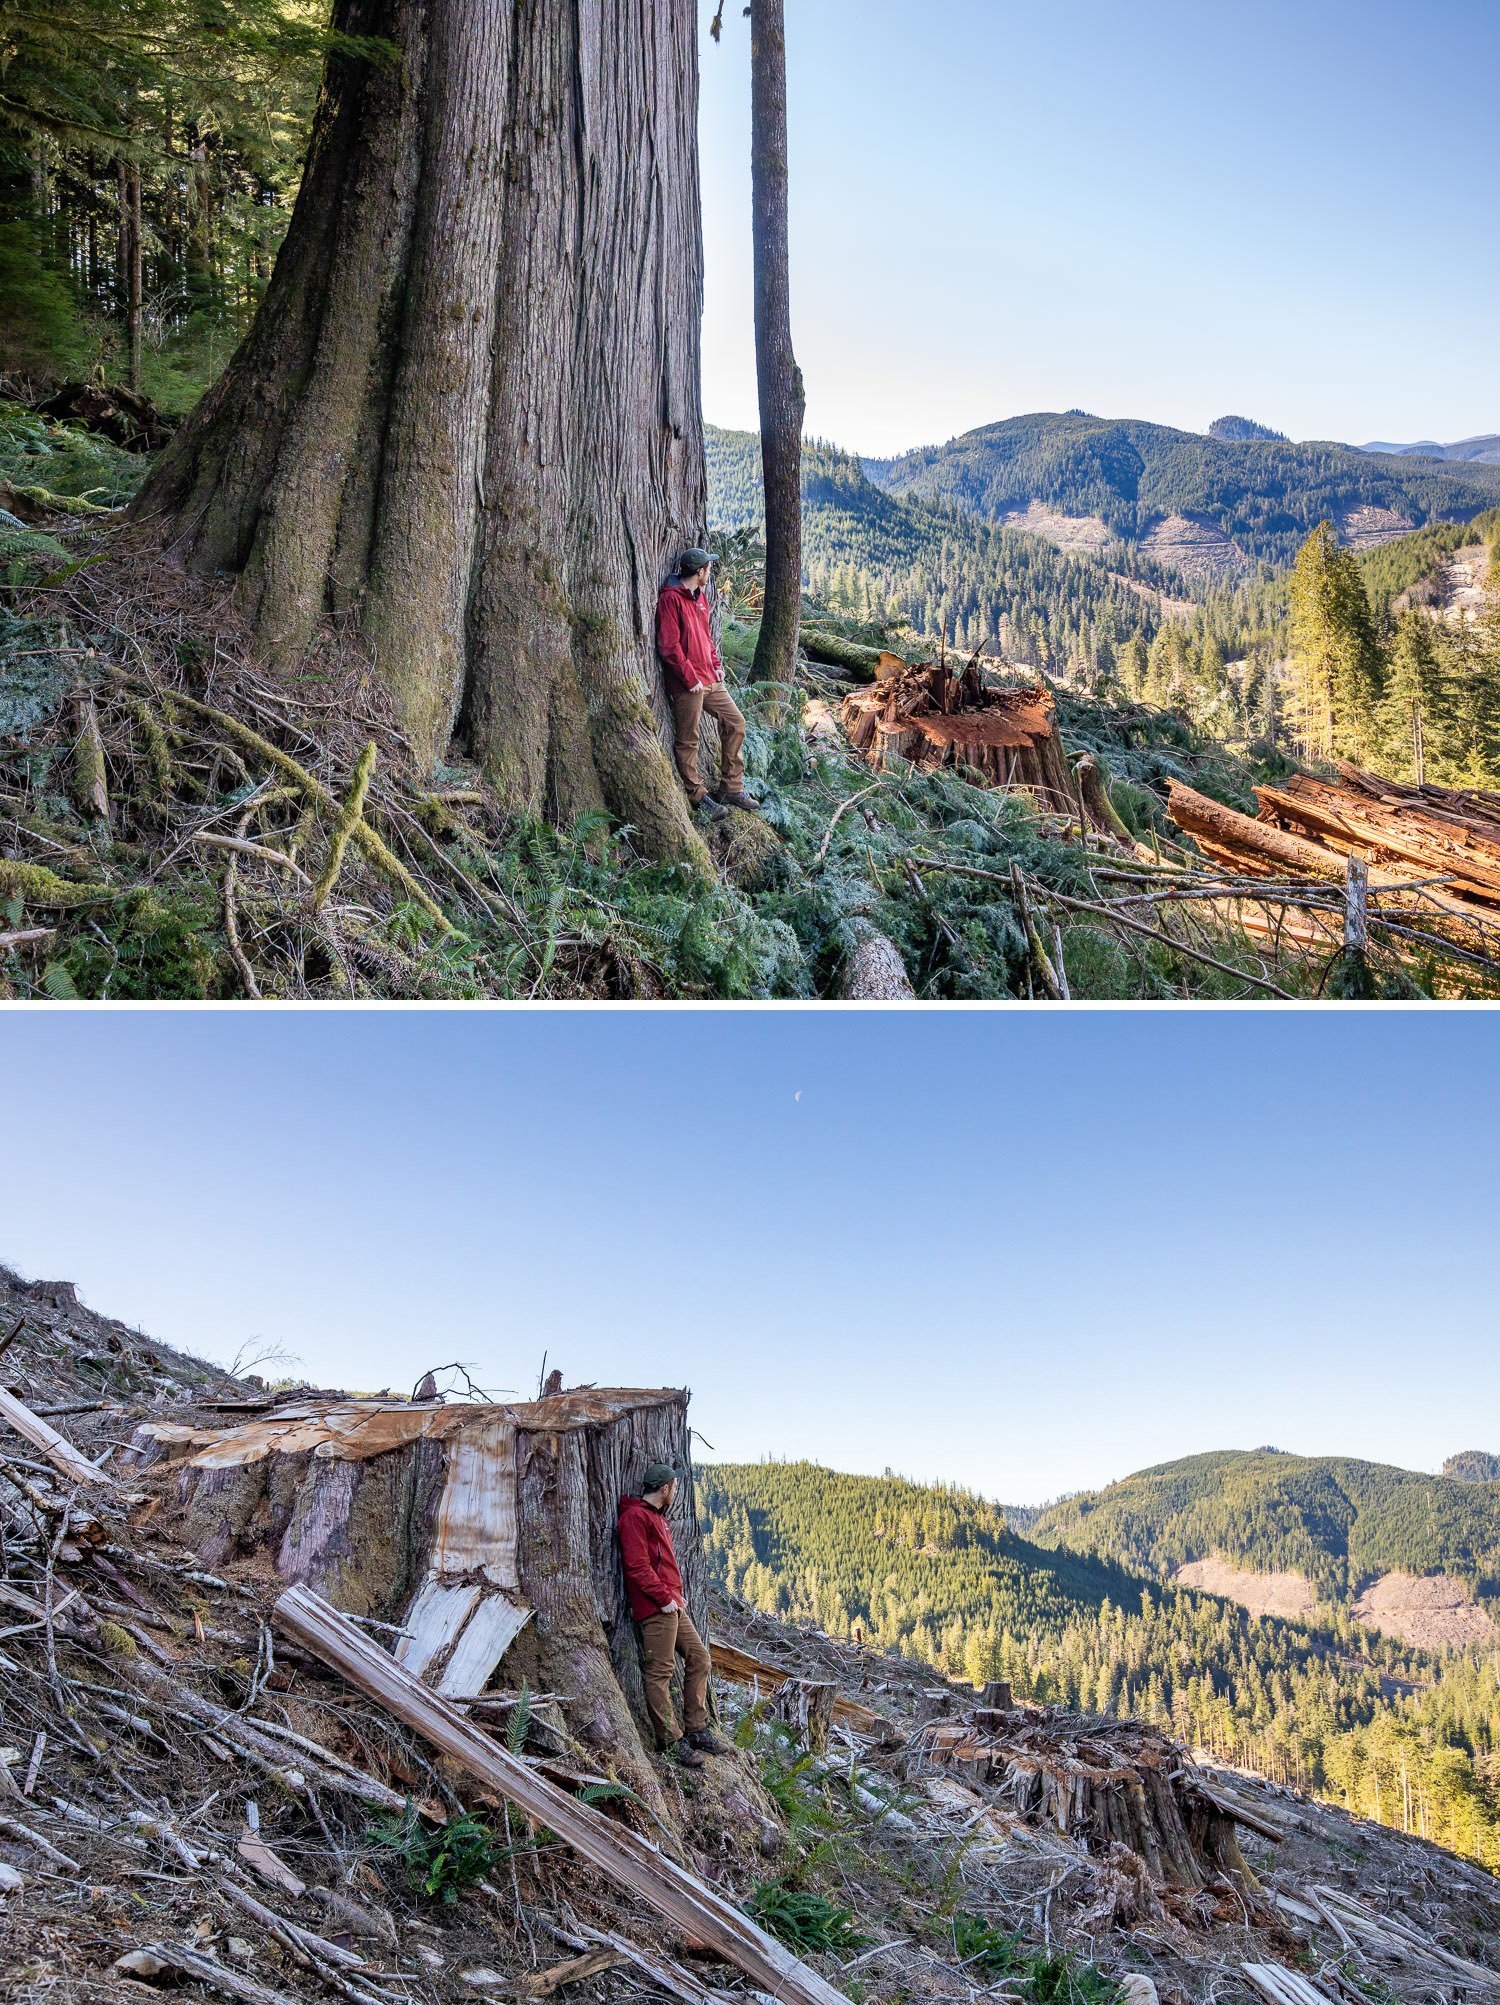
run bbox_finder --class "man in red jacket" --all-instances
[655,550,759,821]
[617,1462,726,1766]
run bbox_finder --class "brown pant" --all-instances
[638,1608,711,1747]
[671,682,746,803]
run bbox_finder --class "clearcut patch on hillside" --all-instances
[1338,503,1416,549]
[1394,542,1492,622]
[1173,1556,1319,1621]
[998,499,1113,553]
[1139,512,1248,578]
[1352,1571,1500,1651]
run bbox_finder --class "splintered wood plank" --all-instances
[399,1417,531,1694]
[1242,1968,1337,2004]
[0,1386,110,1488]
[274,1584,852,2005]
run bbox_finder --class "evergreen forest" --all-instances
[699,1460,1500,1872]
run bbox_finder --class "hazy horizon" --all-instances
[703,403,1495,464]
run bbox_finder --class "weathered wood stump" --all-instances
[128,1387,706,1801]
[769,1677,836,1754]
[925,1708,1250,1889]
[840,667,1077,807]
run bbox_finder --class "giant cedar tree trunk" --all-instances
[133,0,709,863]
[128,1387,709,1813]
[748,0,803,693]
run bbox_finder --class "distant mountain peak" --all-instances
[1358,435,1500,464]
[1207,415,1286,442]
[1441,1449,1500,1483]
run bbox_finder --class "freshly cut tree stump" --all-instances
[840,663,1077,809]
[128,1387,706,1797]
[924,1708,1250,1889]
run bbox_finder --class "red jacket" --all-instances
[655,581,722,691]
[617,1494,685,1620]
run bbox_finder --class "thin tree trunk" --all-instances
[748,0,803,696]
[133,0,708,866]
[127,160,143,392]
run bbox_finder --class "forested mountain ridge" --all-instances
[863,412,1500,571]
[1028,1447,1500,1610]
[704,422,1283,678]
[697,1459,1500,1867]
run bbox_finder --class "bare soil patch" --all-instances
[1352,1571,1499,1651]
[1173,1557,1319,1621]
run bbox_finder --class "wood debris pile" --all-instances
[839,660,1078,807]
[1167,761,1500,916]
[920,1708,1250,1891]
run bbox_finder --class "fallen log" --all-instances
[115,1945,302,2005]
[1241,1967,1337,2004]
[835,930,915,1000]
[1257,775,1500,908]
[800,629,884,681]
[274,1584,851,2005]
[1164,782,1350,881]
[709,1640,883,1732]
[0,1385,111,1488]
[516,1951,624,1997]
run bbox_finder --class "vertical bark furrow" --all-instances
[464,0,592,818]
[237,0,426,662]
[133,4,393,568]
[362,0,514,765]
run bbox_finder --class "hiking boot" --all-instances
[685,1727,731,1756]
[667,1737,706,1768]
[693,794,729,823]
[715,789,761,814]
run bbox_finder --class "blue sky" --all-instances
[1,1010,1494,1504]
[698,0,1500,454]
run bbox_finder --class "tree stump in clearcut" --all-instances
[769,1678,835,1755]
[840,671,1077,809]
[924,1709,1250,1890]
[127,1387,706,1805]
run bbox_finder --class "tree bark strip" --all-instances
[749,0,804,695]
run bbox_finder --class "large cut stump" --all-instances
[923,1706,1250,1890]
[839,663,1079,811]
[128,1387,705,1797]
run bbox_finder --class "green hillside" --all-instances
[1028,1449,1500,1603]
[698,1459,1500,1866]
[705,423,1283,678]
[1357,505,1500,617]
[864,412,1500,569]
[695,1458,1435,1708]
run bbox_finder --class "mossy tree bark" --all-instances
[133,0,710,865]
[747,0,803,696]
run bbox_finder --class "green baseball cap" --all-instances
[641,1461,679,1492]
[678,548,714,575]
